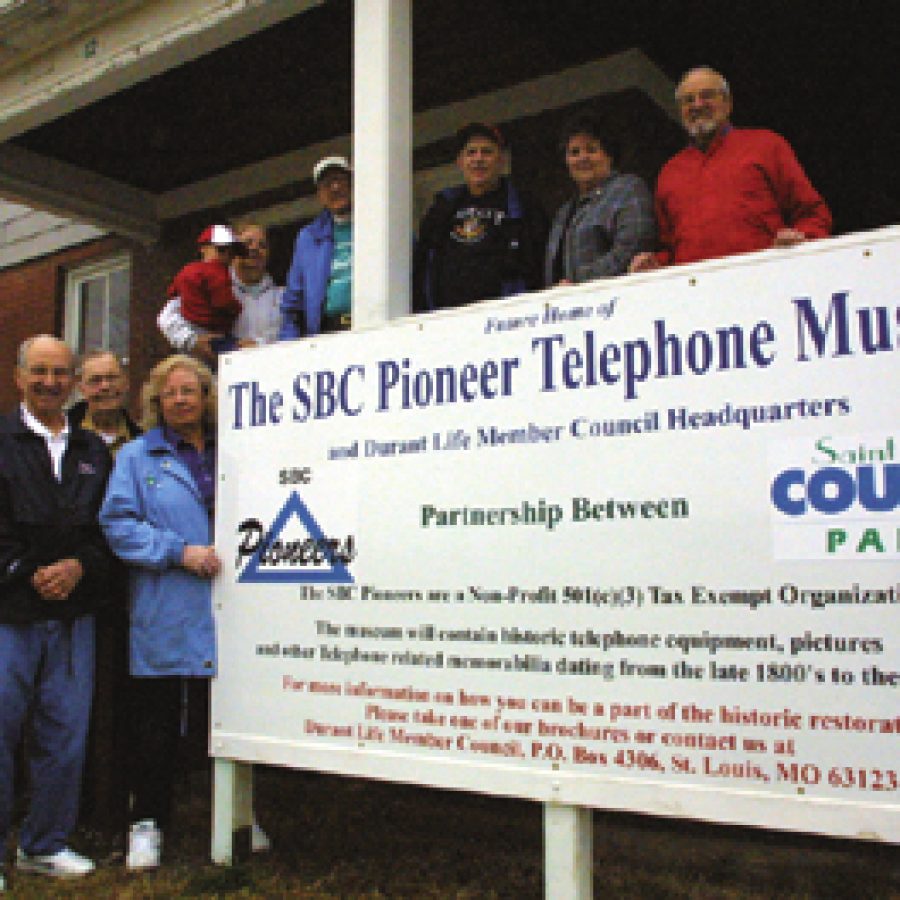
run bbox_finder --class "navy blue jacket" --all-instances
[412,177,548,312]
[0,410,112,624]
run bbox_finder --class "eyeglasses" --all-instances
[319,175,350,189]
[25,365,72,378]
[676,88,726,106]
[83,373,122,386]
[160,386,201,401]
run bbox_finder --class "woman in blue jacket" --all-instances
[100,354,221,869]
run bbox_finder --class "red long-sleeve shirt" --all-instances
[654,128,832,266]
[167,259,241,332]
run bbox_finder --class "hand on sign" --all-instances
[182,545,222,579]
[629,251,661,273]
[773,228,806,248]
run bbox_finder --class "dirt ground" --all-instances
[3,766,898,898]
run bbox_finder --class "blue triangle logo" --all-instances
[238,491,354,584]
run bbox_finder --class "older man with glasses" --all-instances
[69,351,140,454]
[0,336,112,885]
[630,66,831,272]
[279,156,353,340]
[279,156,354,338]
[66,351,141,840]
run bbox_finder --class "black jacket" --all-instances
[0,409,112,624]
[412,177,548,312]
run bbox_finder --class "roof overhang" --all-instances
[0,0,323,239]
[0,9,677,241]
[0,0,322,141]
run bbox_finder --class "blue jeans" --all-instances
[0,617,94,854]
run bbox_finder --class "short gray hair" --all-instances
[17,335,74,371]
[75,349,126,380]
[231,221,269,240]
[676,66,730,98]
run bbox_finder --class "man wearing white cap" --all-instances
[279,156,353,338]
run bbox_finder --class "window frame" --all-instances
[63,252,131,362]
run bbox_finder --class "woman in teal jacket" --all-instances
[100,354,220,869]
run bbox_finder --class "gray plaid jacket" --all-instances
[544,172,656,285]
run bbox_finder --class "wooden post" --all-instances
[211,758,253,865]
[544,803,593,899]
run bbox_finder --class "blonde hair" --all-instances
[140,354,217,431]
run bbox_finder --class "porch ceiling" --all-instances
[0,0,895,236]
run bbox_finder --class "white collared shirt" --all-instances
[21,403,70,481]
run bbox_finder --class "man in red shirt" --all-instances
[630,66,831,272]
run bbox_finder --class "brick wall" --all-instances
[128,235,189,411]
[0,236,125,411]
[0,229,211,414]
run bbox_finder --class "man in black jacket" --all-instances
[0,335,111,882]
[68,350,140,838]
[413,122,548,312]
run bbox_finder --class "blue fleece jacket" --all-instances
[279,210,342,338]
[100,427,216,677]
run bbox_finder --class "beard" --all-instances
[685,116,724,146]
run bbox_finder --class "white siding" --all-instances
[0,199,103,269]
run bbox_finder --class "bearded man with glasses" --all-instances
[630,66,831,272]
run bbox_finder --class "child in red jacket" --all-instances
[167,225,246,353]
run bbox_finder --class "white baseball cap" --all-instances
[197,225,247,254]
[313,156,352,184]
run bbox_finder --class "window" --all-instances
[64,254,131,361]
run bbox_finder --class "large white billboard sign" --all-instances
[213,230,899,841]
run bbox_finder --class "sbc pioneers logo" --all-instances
[769,435,897,558]
[236,491,356,583]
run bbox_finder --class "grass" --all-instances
[3,767,898,898]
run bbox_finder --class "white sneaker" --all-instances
[126,819,161,870]
[251,818,271,853]
[16,846,95,878]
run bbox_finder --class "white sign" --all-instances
[213,229,899,843]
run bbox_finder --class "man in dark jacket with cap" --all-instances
[413,122,548,312]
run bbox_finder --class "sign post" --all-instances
[212,0,414,864]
